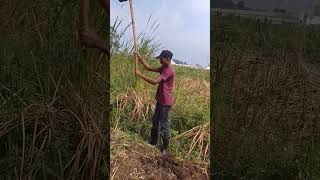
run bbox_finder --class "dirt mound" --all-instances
[110,129,209,180]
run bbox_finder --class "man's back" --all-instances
[156,65,175,106]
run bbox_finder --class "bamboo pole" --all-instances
[129,0,138,73]
[79,0,89,32]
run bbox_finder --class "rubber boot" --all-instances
[162,138,169,153]
[150,127,158,146]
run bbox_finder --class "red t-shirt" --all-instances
[156,65,175,106]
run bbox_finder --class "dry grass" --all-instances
[212,15,320,180]
[175,77,210,104]
[214,45,320,178]
[173,123,210,160]
[0,82,108,179]
[113,89,155,125]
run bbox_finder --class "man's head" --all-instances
[156,50,173,66]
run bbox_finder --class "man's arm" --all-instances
[80,31,109,53]
[79,0,109,53]
[100,0,110,15]
[135,70,161,85]
[134,52,161,72]
[138,74,162,85]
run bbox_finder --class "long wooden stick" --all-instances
[79,0,89,31]
[129,0,138,73]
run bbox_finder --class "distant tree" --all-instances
[213,0,236,9]
[273,8,286,13]
[173,59,187,64]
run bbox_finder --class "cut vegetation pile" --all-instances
[110,129,208,180]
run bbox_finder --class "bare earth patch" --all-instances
[111,129,209,180]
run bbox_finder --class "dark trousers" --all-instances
[150,102,171,151]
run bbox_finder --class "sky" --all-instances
[110,0,210,66]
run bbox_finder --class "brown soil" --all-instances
[110,129,209,180]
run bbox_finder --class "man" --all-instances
[134,50,175,157]
[79,0,110,53]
